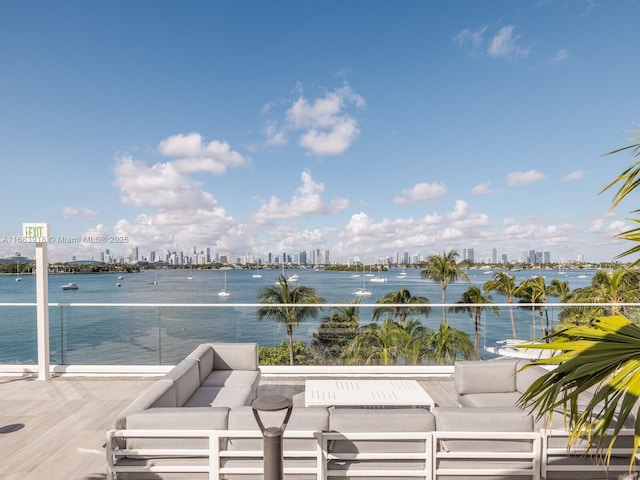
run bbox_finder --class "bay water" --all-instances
[0,267,596,365]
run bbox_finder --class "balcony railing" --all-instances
[1,302,637,370]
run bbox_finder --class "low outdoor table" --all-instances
[304,379,434,408]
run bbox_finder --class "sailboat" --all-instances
[15,260,22,282]
[353,265,371,296]
[252,267,262,279]
[188,265,193,280]
[370,266,387,283]
[217,271,230,297]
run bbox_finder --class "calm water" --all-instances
[0,267,597,365]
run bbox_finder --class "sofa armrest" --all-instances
[113,380,176,429]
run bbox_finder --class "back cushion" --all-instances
[455,360,519,395]
[434,407,534,452]
[126,406,228,450]
[329,408,435,454]
[164,358,201,407]
[211,343,258,371]
[187,344,215,384]
[515,362,548,394]
[227,405,328,451]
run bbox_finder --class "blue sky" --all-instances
[1,0,639,264]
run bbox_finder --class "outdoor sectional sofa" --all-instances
[107,350,639,480]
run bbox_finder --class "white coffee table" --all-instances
[304,379,434,408]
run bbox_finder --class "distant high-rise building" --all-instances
[501,253,508,264]
[324,249,330,265]
[464,248,474,263]
[543,251,550,263]
[491,248,497,264]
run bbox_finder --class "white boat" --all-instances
[370,267,387,283]
[61,282,79,290]
[353,288,372,296]
[217,272,230,297]
[187,266,193,280]
[353,266,371,296]
[15,260,22,282]
[397,268,407,279]
[485,339,554,360]
[288,273,299,282]
[252,267,262,278]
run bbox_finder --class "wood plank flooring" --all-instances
[0,374,457,479]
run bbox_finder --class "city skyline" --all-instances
[2,2,640,264]
[2,243,586,267]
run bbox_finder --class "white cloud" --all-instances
[264,82,366,156]
[114,155,213,209]
[507,169,545,187]
[562,170,586,181]
[336,200,491,256]
[62,207,99,219]
[454,25,529,60]
[158,132,248,174]
[471,181,494,195]
[263,120,288,146]
[394,182,447,204]
[488,26,530,59]
[552,49,569,64]
[453,26,487,54]
[253,171,349,223]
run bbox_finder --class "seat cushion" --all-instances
[183,386,252,407]
[458,391,523,408]
[201,369,260,389]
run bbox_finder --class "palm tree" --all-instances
[372,289,430,325]
[558,268,640,327]
[514,276,548,339]
[420,251,470,325]
[342,318,403,365]
[520,134,640,465]
[395,319,433,365]
[311,301,360,361]
[601,131,640,262]
[519,315,640,463]
[450,286,499,359]
[257,274,324,365]
[425,322,474,365]
[484,272,518,339]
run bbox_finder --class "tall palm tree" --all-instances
[514,276,548,339]
[257,275,324,365]
[420,251,470,325]
[372,289,430,325]
[451,286,499,359]
[425,322,474,365]
[484,272,518,339]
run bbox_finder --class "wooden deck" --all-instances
[0,374,457,479]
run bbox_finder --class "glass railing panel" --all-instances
[0,304,37,364]
[3,302,640,367]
